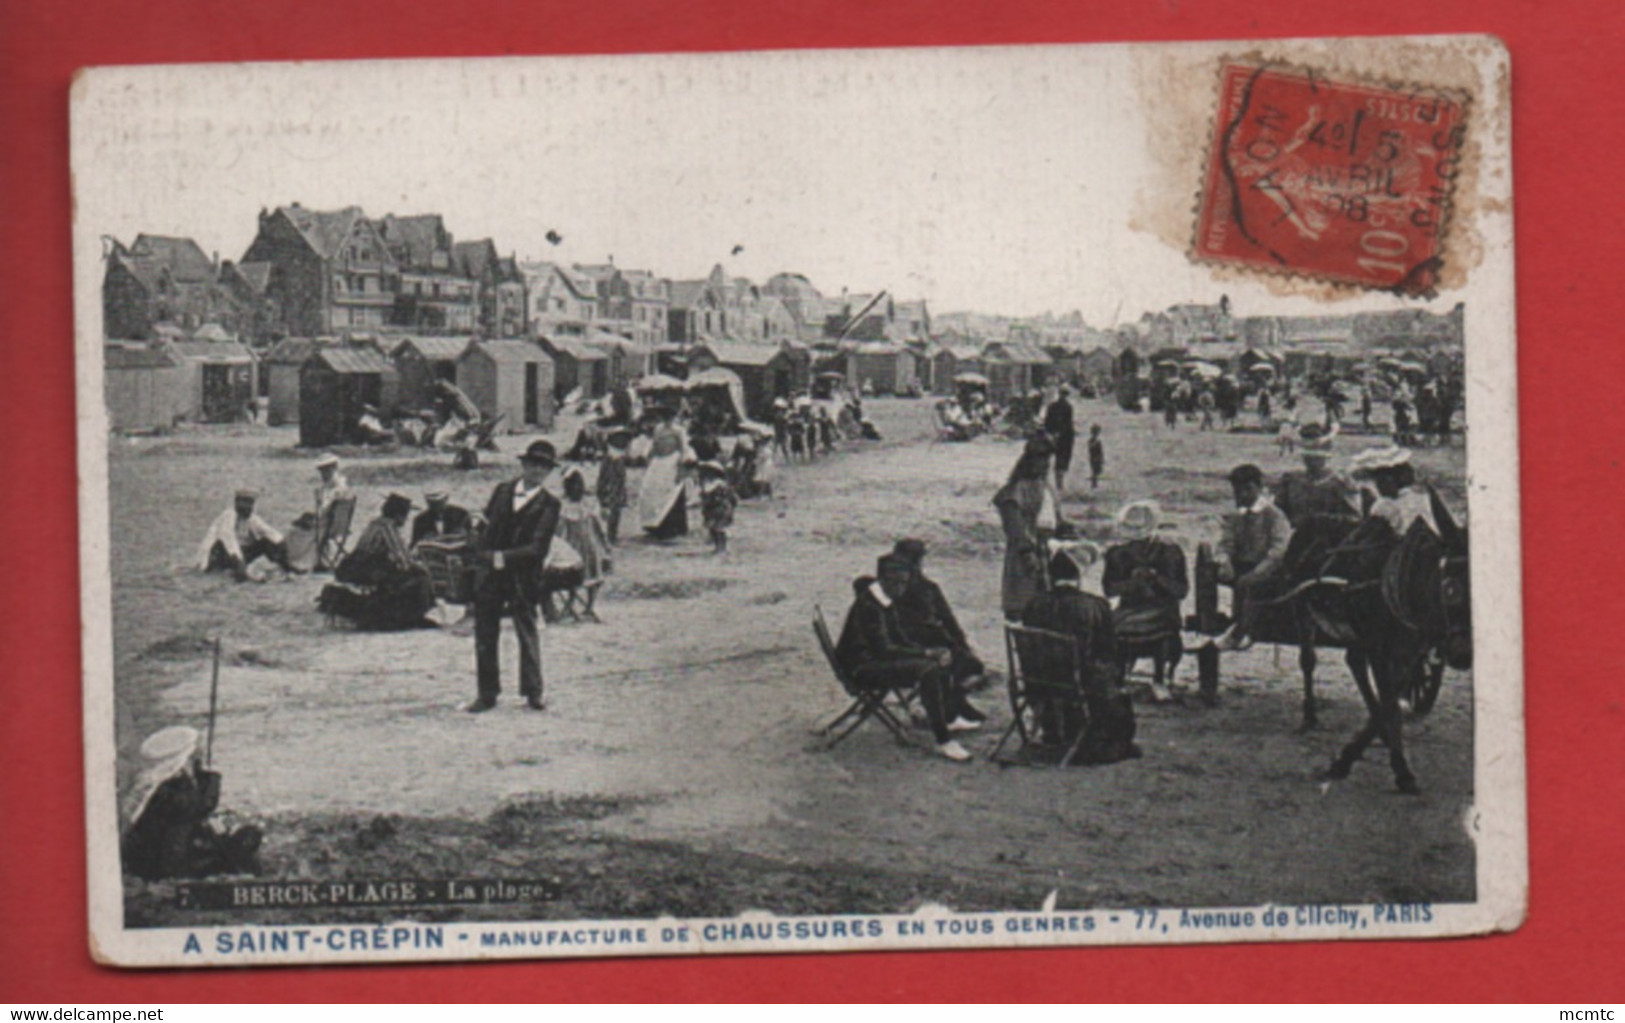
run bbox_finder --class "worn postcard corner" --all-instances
[71,35,1522,968]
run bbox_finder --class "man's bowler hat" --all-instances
[519,439,558,466]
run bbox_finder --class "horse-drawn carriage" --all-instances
[1184,500,1471,793]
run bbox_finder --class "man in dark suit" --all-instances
[834,553,976,762]
[891,537,989,701]
[1042,385,1076,491]
[410,490,471,547]
[468,440,561,713]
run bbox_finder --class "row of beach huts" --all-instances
[103,331,1127,444]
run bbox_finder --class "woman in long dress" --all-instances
[636,410,691,539]
[994,432,1064,620]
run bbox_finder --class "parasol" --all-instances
[635,373,687,392]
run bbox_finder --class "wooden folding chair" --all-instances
[990,623,1092,767]
[540,568,600,624]
[416,539,475,604]
[315,495,357,571]
[811,605,918,750]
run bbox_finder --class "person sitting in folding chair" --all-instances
[411,489,471,548]
[1103,500,1188,703]
[1019,543,1139,765]
[834,553,981,762]
[296,454,357,573]
[891,537,991,706]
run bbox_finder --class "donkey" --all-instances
[1300,511,1473,793]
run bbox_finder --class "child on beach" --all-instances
[697,461,737,556]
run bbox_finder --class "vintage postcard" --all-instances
[72,35,1523,967]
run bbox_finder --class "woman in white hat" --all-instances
[1103,500,1189,701]
[313,453,350,516]
[1276,423,1359,529]
[1351,446,1440,537]
[310,454,354,571]
[120,726,261,880]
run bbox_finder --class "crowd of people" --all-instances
[133,362,1463,880]
[135,373,904,879]
[770,390,880,464]
[1144,361,1464,454]
[832,373,1461,768]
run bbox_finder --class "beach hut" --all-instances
[299,347,399,448]
[981,341,1051,403]
[1281,341,1352,378]
[1079,345,1116,384]
[103,344,185,432]
[262,338,328,426]
[392,336,472,412]
[584,331,655,388]
[1045,345,1084,385]
[539,336,611,402]
[929,344,984,396]
[457,341,555,431]
[1012,342,1056,389]
[163,340,258,423]
[843,340,916,396]
[706,342,799,419]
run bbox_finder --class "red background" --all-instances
[3,0,1621,1003]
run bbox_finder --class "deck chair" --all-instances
[990,623,1092,767]
[810,604,918,750]
[540,570,599,623]
[315,495,357,572]
[470,412,507,451]
[416,538,475,604]
[537,538,599,624]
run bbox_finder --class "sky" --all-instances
[71,44,1467,324]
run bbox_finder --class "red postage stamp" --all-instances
[1193,61,1468,295]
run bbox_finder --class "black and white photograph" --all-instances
[71,36,1524,966]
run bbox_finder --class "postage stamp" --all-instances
[1193,61,1470,295]
[71,35,1522,967]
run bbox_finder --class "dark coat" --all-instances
[476,479,561,604]
[835,576,927,674]
[122,768,226,880]
[411,503,471,546]
[1042,397,1076,440]
[895,573,969,650]
[1019,584,1137,765]
[1103,539,1189,639]
[1019,585,1120,688]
